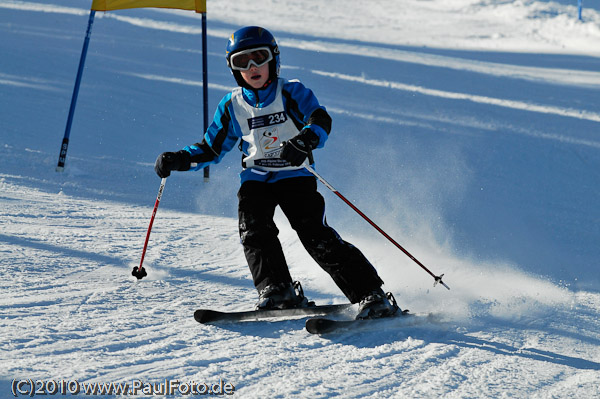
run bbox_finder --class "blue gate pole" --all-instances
[578,0,583,21]
[201,12,210,181]
[57,9,96,172]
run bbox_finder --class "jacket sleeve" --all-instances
[282,80,332,149]
[183,93,240,171]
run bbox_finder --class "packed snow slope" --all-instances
[1,0,600,397]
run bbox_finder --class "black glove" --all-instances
[280,128,319,167]
[154,150,191,178]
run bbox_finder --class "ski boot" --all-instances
[255,281,313,310]
[355,288,400,320]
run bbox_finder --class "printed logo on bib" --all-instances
[259,128,282,158]
[247,112,288,130]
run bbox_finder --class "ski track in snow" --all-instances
[1,178,599,397]
[1,0,600,397]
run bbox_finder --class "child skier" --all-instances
[155,26,399,319]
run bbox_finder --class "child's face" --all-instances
[240,63,270,89]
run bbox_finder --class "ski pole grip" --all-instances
[307,146,314,165]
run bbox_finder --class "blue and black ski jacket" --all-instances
[183,78,332,183]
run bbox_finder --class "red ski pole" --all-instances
[305,165,450,290]
[132,177,167,279]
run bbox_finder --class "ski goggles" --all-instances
[229,47,273,71]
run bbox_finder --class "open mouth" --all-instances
[251,74,262,81]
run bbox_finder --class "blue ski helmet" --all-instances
[226,26,280,89]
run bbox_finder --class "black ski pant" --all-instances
[238,176,383,303]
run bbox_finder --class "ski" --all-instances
[194,303,353,324]
[305,310,411,334]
